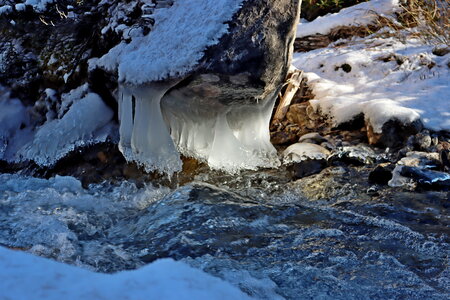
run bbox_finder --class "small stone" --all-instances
[366,119,423,148]
[283,143,331,163]
[413,131,432,150]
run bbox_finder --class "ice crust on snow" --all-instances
[293,37,450,132]
[296,0,400,38]
[15,93,114,166]
[0,88,115,167]
[0,246,251,300]
[98,0,244,84]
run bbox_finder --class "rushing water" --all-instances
[0,167,448,299]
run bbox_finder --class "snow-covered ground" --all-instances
[297,0,400,38]
[0,246,250,300]
[294,0,450,133]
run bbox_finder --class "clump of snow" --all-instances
[297,0,400,38]
[98,0,244,84]
[0,247,251,300]
[293,37,450,132]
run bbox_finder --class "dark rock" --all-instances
[366,119,423,149]
[369,163,395,185]
[164,0,301,108]
[400,166,450,191]
[289,159,327,179]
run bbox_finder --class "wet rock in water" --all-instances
[366,119,423,148]
[400,166,450,191]
[398,151,441,168]
[283,143,330,179]
[369,163,395,185]
[328,144,379,166]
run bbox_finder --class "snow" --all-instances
[98,0,244,84]
[24,0,54,12]
[296,0,400,38]
[292,37,450,132]
[14,93,114,166]
[0,88,115,167]
[0,88,29,160]
[0,246,251,300]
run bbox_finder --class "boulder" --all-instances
[101,0,301,174]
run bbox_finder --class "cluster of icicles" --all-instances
[118,83,280,175]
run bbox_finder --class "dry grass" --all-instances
[377,0,449,45]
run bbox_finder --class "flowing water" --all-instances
[0,166,448,299]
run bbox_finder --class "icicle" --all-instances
[118,83,182,175]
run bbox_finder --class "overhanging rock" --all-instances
[99,0,301,175]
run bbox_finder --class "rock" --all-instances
[400,166,450,191]
[283,143,330,179]
[366,119,423,148]
[413,131,432,151]
[298,132,328,144]
[368,163,395,185]
[437,142,450,171]
[161,0,301,107]
[289,159,327,179]
[328,144,379,166]
[270,131,298,145]
[398,151,441,168]
[283,143,331,163]
[286,102,313,128]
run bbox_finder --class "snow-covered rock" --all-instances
[98,0,301,175]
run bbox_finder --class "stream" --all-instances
[0,165,448,299]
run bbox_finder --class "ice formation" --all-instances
[162,90,279,173]
[11,92,114,166]
[119,84,279,175]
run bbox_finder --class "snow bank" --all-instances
[98,0,243,84]
[292,37,450,132]
[297,0,400,38]
[0,247,251,300]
